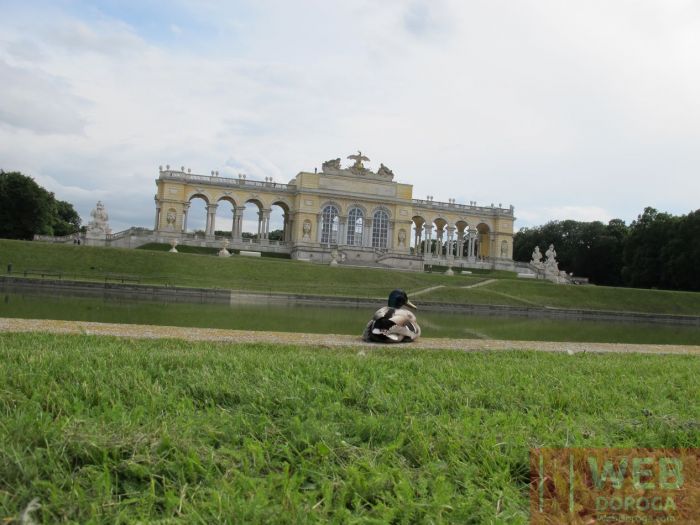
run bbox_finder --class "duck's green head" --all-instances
[388,289,417,309]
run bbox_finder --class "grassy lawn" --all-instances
[1,333,699,523]
[421,279,700,315]
[3,239,700,315]
[0,239,482,298]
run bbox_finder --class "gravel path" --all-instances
[2,317,699,356]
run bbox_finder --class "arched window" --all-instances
[372,209,389,249]
[346,208,364,246]
[321,205,339,245]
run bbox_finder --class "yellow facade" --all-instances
[154,158,515,268]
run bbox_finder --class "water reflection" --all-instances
[1,292,699,345]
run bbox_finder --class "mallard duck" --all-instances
[362,289,421,343]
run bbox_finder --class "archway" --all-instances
[456,220,469,257]
[185,194,209,235]
[270,200,291,242]
[433,218,447,256]
[476,223,491,259]
[241,199,264,241]
[411,216,426,254]
[214,196,237,237]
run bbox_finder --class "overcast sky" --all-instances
[1,0,699,233]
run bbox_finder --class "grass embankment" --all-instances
[421,279,700,315]
[0,239,480,298]
[4,239,700,314]
[1,333,698,523]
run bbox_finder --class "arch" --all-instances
[321,204,340,245]
[241,199,264,240]
[187,191,210,205]
[433,217,448,256]
[411,215,426,252]
[319,200,343,215]
[372,209,389,249]
[185,194,208,234]
[346,206,364,246]
[370,205,391,219]
[476,222,491,258]
[269,200,290,241]
[213,196,239,236]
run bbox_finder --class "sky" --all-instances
[1,0,699,234]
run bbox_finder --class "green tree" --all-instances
[0,171,81,240]
[52,200,82,236]
[0,171,55,239]
[622,207,678,289]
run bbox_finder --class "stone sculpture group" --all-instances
[530,243,571,284]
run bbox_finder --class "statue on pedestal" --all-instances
[545,244,559,273]
[218,239,231,257]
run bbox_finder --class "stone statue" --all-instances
[165,210,176,230]
[85,201,111,245]
[218,239,231,257]
[531,246,543,267]
[545,244,559,273]
[302,220,312,240]
[397,229,407,247]
[347,150,370,170]
[329,248,339,266]
[322,158,341,171]
[87,201,110,235]
[377,163,394,179]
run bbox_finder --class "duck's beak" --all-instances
[406,300,417,309]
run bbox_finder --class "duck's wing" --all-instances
[385,308,421,341]
[365,307,421,343]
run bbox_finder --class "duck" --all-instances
[362,289,421,343]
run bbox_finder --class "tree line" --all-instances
[513,207,700,291]
[0,171,81,240]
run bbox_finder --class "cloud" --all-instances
[0,60,88,134]
[0,1,699,232]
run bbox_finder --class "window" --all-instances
[321,205,339,245]
[346,208,364,245]
[372,209,389,249]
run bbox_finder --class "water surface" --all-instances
[2,292,699,345]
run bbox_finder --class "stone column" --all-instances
[206,204,218,237]
[364,218,373,248]
[233,205,245,240]
[338,217,347,246]
[456,230,464,259]
[154,205,161,231]
[413,224,421,252]
[317,214,323,244]
[261,209,271,242]
[446,226,455,257]
[182,202,190,233]
[436,228,444,256]
[231,206,238,240]
[387,221,394,250]
[424,225,433,256]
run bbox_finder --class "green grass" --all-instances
[4,239,700,315]
[1,239,482,298]
[1,333,698,523]
[421,279,700,315]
